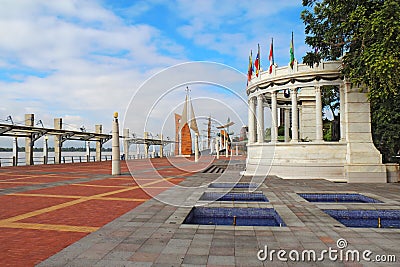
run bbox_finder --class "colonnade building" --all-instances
[244,60,387,183]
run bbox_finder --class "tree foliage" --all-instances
[302,0,400,162]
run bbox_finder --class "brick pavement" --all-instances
[0,158,189,266]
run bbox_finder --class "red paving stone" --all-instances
[0,195,73,220]
[0,228,87,267]
[19,199,142,227]
[24,184,123,197]
[0,158,195,266]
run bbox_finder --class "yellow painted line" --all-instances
[142,186,173,189]
[95,197,148,202]
[72,184,131,188]
[8,193,147,202]
[9,193,82,199]
[0,222,98,233]
[0,181,42,185]
[0,178,174,224]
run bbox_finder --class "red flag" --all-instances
[269,38,274,74]
[254,44,260,77]
[247,50,253,82]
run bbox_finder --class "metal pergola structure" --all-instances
[0,123,112,143]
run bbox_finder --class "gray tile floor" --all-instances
[38,160,400,266]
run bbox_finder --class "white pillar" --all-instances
[340,84,346,141]
[291,88,299,142]
[95,124,102,161]
[194,133,199,162]
[235,144,238,156]
[284,107,290,142]
[136,144,140,159]
[225,136,228,157]
[25,114,34,165]
[112,112,121,175]
[43,135,48,164]
[315,85,323,142]
[160,134,164,158]
[144,132,149,158]
[271,92,278,142]
[54,118,63,164]
[257,94,264,143]
[86,141,90,162]
[12,137,18,166]
[216,138,220,159]
[123,128,129,160]
[248,97,256,143]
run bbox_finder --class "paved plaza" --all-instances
[0,157,399,266]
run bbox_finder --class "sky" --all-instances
[0,0,310,148]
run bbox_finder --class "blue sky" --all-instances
[0,0,309,147]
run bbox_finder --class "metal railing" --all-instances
[0,152,175,167]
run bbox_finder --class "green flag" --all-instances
[290,32,295,69]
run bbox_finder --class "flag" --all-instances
[269,38,274,74]
[254,44,260,77]
[247,50,253,82]
[290,31,295,69]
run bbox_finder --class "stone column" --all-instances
[136,144,140,159]
[315,85,323,142]
[160,134,164,158]
[271,91,278,142]
[43,135,48,164]
[344,82,386,182]
[54,118,63,164]
[284,107,290,142]
[291,88,299,142]
[194,133,199,162]
[225,135,228,157]
[25,114,34,165]
[95,124,102,161]
[112,112,121,175]
[340,84,346,141]
[215,138,220,159]
[123,128,129,160]
[86,141,90,162]
[248,97,256,143]
[257,95,264,143]
[12,137,18,166]
[144,132,149,158]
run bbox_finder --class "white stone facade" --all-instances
[245,60,386,183]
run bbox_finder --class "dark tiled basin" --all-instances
[183,207,285,226]
[324,209,400,228]
[199,192,268,202]
[298,193,382,203]
[209,183,258,189]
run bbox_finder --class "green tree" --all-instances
[302,0,400,162]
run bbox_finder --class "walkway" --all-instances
[0,159,188,266]
[1,157,399,266]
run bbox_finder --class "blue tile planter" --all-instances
[199,192,268,202]
[183,207,286,226]
[209,183,258,189]
[298,193,382,203]
[324,209,400,228]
